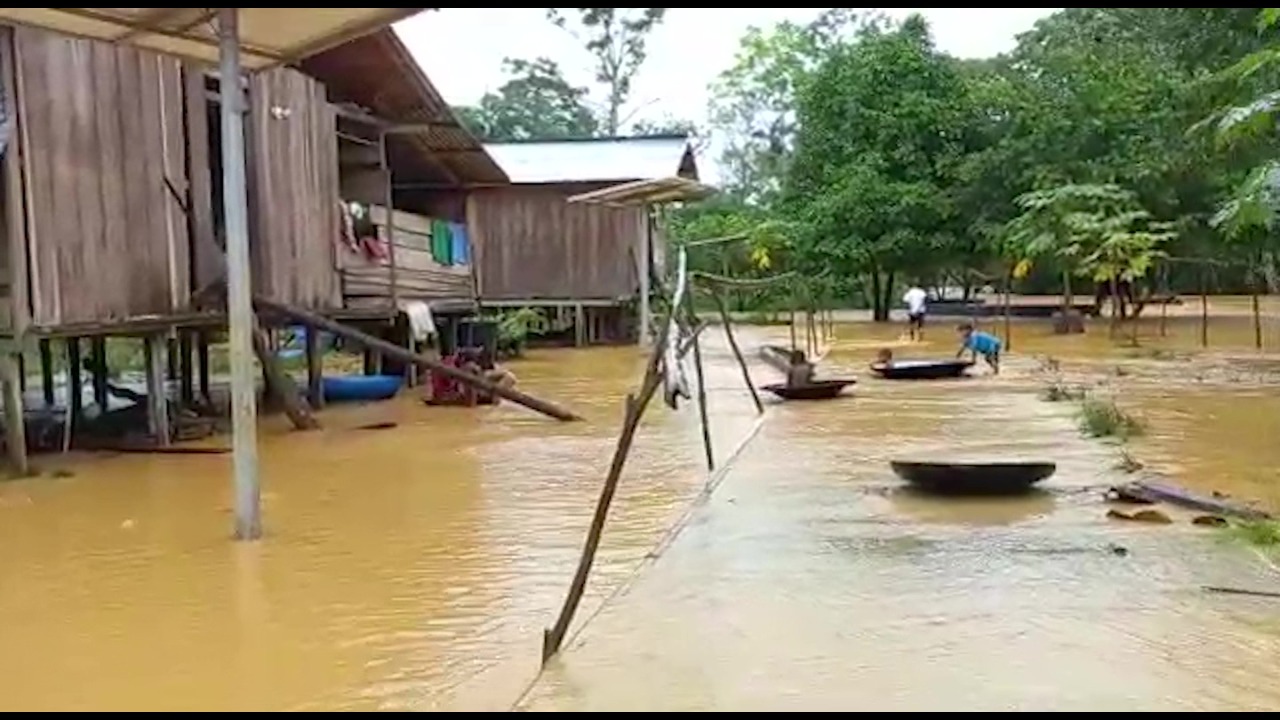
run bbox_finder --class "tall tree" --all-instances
[453,57,597,142]
[785,15,968,320]
[547,8,667,135]
[708,9,883,202]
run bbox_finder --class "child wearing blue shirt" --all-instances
[956,322,1002,375]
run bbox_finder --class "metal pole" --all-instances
[218,8,261,541]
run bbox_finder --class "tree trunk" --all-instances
[869,271,886,322]
[878,271,895,323]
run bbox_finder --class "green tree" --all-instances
[453,57,597,141]
[784,15,968,320]
[708,9,882,202]
[547,8,667,135]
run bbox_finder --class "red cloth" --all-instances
[429,354,466,404]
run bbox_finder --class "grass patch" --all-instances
[1078,396,1145,440]
[1226,520,1280,548]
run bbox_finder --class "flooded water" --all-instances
[2,300,1280,711]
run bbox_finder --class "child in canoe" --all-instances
[785,349,816,388]
[956,322,1002,375]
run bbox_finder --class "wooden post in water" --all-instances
[179,332,195,406]
[712,289,763,414]
[38,339,53,407]
[1002,269,1013,352]
[542,303,685,663]
[90,338,109,412]
[66,339,82,426]
[143,335,171,448]
[1199,265,1209,348]
[305,326,324,409]
[1252,285,1263,351]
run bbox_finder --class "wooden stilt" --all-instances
[179,332,194,405]
[144,335,171,447]
[197,332,211,405]
[91,337,109,411]
[574,304,586,347]
[1,351,28,476]
[38,339,54,407]
[66,338,82,424]
[305,324,324,409]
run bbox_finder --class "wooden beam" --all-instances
[254,296,581,422]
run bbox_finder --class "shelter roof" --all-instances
[566,176,717,208]
[484,135,699,185]
[299,28,508,187]
[0,8,422,70]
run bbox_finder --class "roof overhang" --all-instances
[566,177,717,208]
[0,8,427,71]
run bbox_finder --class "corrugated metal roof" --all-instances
[0,8,424,70]
[300,29,507,186]
[484,136,698,185]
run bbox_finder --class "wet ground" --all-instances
[1,304,1279,711]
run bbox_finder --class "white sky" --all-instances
[395,8,1060,182]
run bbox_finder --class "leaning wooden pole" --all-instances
[250,320,319,431]
[1199,265,1209,348]
[711,289,763,414]
[253,296,581,422]
[542,304,689,663]
[690,326,714,472]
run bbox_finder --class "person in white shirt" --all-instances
[902,285,928,341]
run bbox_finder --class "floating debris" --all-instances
[1192,515,1229,527]
[1107,508,1173,524]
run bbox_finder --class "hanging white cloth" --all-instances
[662,249,691,409]
[398,300,437,342]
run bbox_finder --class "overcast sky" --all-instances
[395,8,1059,181]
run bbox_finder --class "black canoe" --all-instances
[889,460,1057,495]
[870,359,973,380]
[761,379,856,401]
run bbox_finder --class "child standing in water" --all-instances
[956,322,1002,375]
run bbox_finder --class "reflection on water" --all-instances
[0,303,1279,711]
[887,487,1057,526]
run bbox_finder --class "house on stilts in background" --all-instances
[0,22,505,467]
[466,135,703,347]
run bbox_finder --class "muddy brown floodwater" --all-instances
[2,301,1280,711]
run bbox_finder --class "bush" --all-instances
[1078,397,1144,440]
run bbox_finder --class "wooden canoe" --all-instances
[870,359,973,380]
[890,460,1057,495]
[760,379,856,401]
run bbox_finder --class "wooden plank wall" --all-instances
[337,204,473,304]
[467,186,645,302]
[12,26,190,327]
[246,68,340,310]
[0,29,23,332]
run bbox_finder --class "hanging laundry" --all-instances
[448,222,470,265]
[430,219,454,266]
[337,201,360,254]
